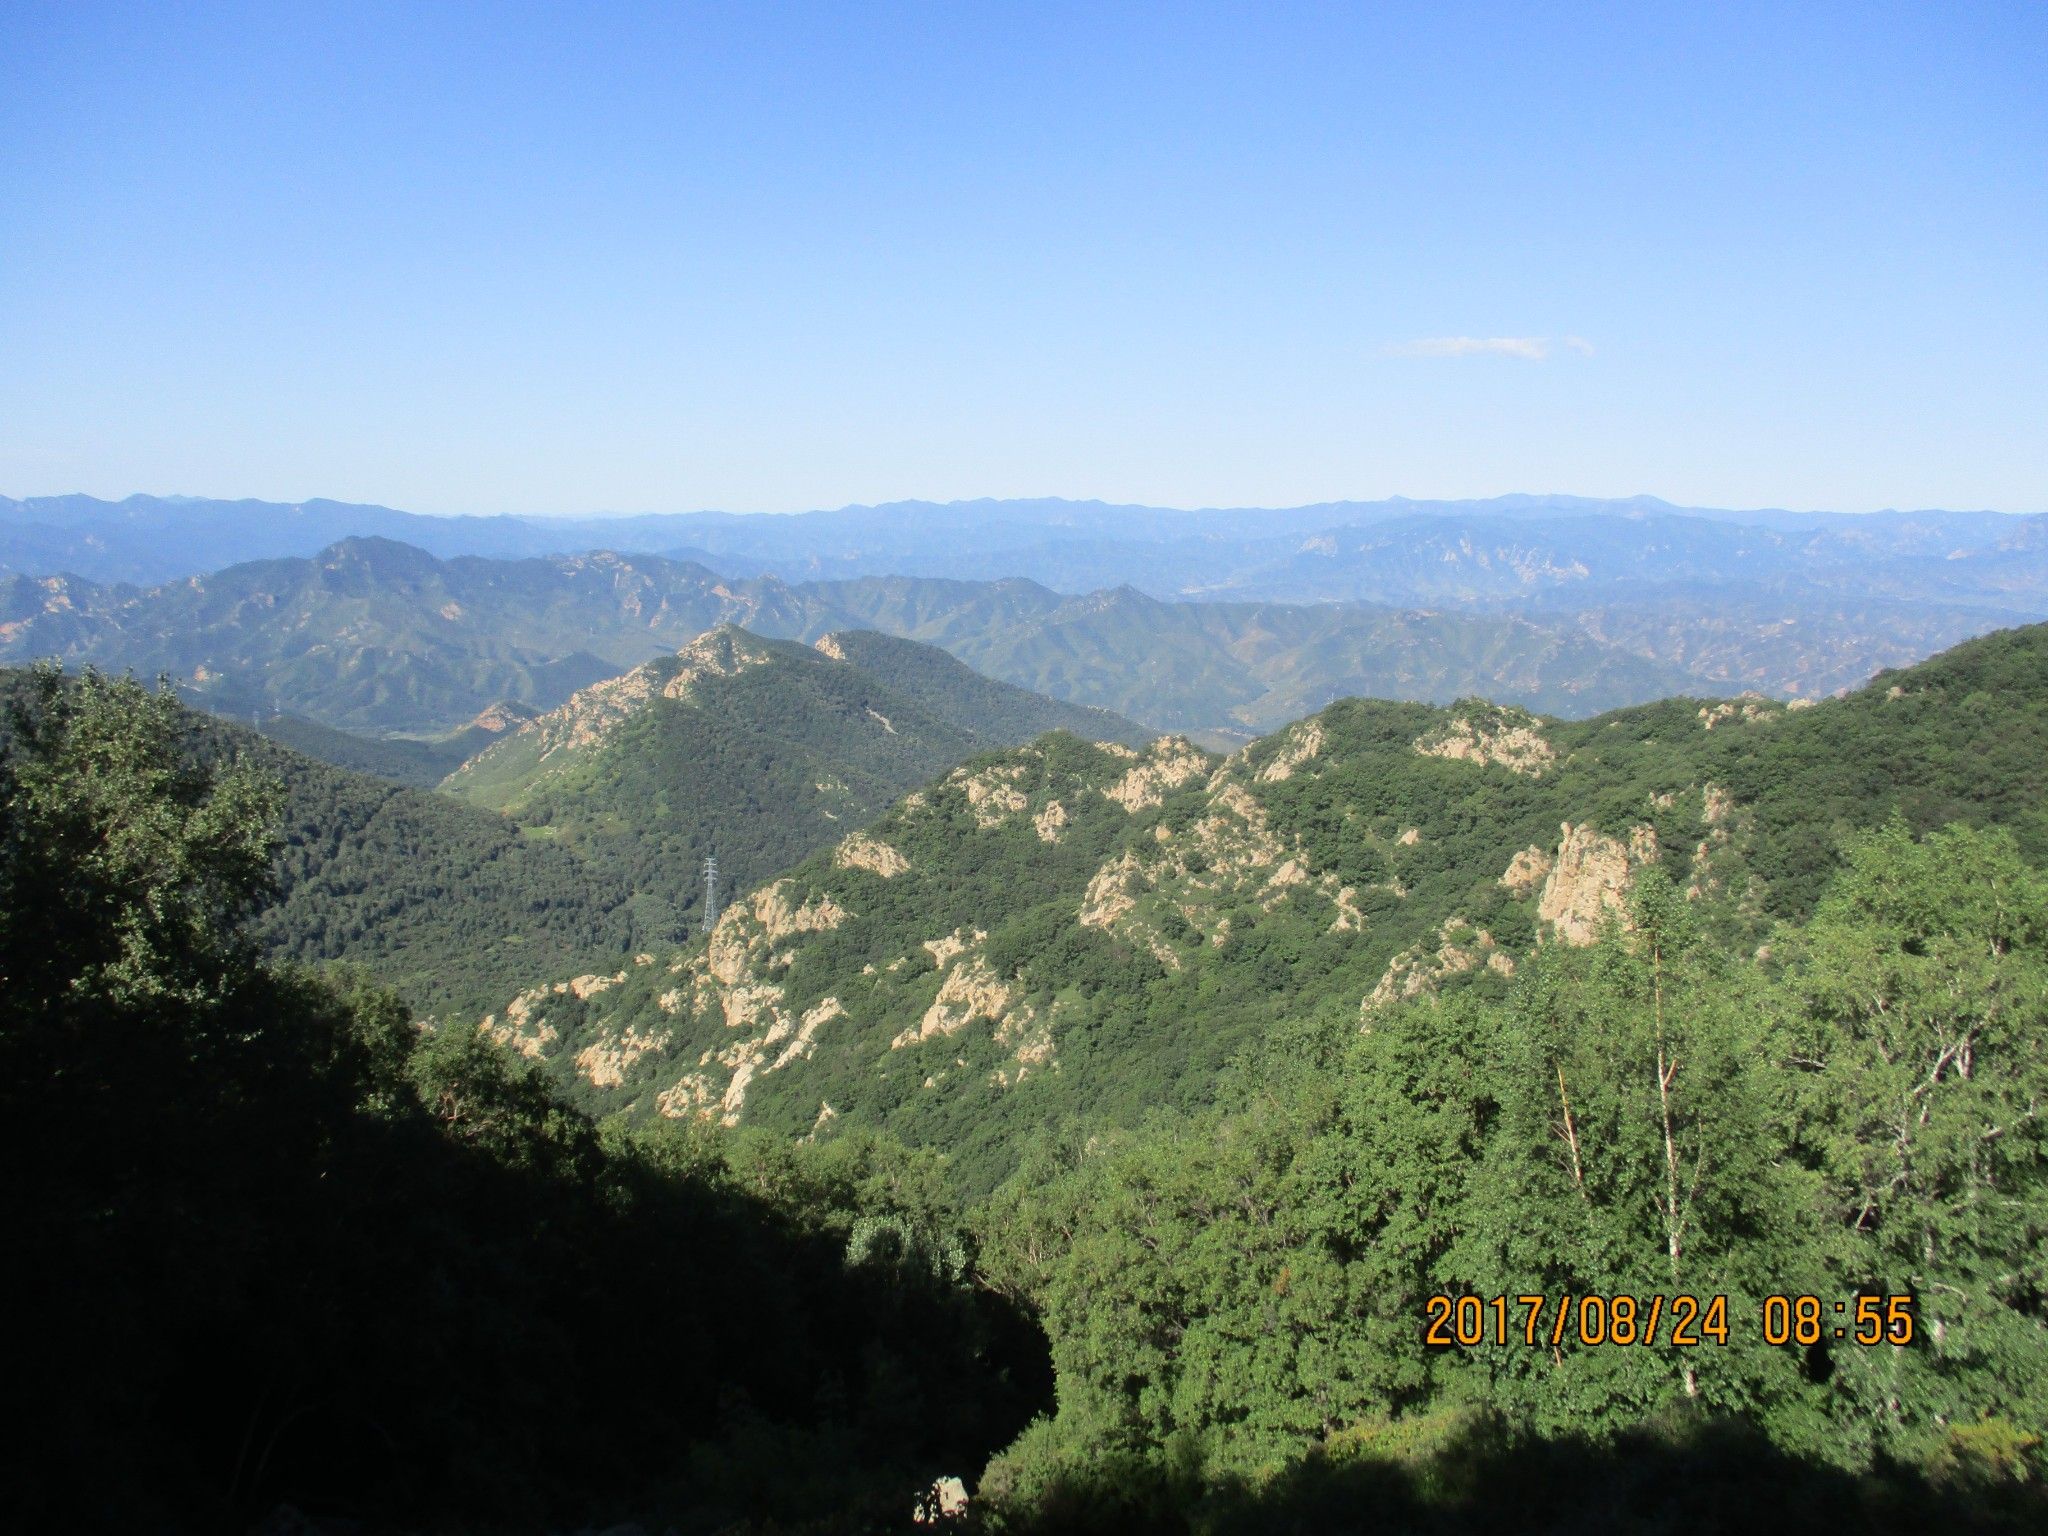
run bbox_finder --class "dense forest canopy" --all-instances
[483,624,2048,1201]
[6,625,2046,1533]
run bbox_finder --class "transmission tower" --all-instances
[702,855,719,935]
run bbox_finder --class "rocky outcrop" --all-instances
[1697,694,1778,730]
[1033,799,1070,843]
[896,952,1016,1049]
[834,830,910,878]
[1256,719,1324,782]
[447,625,777,781]
[1103,738,1210,811]
[707,880,849,985]
[952,762,1032,827]
[1412,706,1555,776]
[574,1025,673,1089]
[466,700,536,735]
[922,929,982,969]
[1536,822,1659,944]
[1361,918,1514,1017]
[478,970,627,1059]
[1079,851,1147,931]
[1498,844,1553,897]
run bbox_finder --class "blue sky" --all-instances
[2,1,2043,515]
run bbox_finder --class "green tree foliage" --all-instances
[973,824,2048,1526]
[1786,822,2048,1460]
[1,666,1045,1531]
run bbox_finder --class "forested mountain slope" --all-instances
[10,621,2044,1532]
[0,662,638,1023]
[2,667,1041,1532]
[2,632,1147,1021]
[0,535,1893,742]
[233,729,641,1018]
[0,537,844,731]
[477,622,2048,1192]
[9,491,2042,613]
[442,626,1146,937]
[250,706,528,787]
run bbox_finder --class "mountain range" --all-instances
[192,624,1145,1015]
[463,621,2048,1191]
[6,493,2044,613]
[5,531,2025,744]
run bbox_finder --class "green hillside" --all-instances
[2,666,1041,1531]
[248,734,640,1018]
[478,622,2048,1194]
[440,626,1149,939]
[810,627,1152,747]
[2,536,1774,742]
[250,707,528,787]
[11,628,2045,1532]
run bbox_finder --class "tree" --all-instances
[1786,821,2048,1461]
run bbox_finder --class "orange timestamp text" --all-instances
[1423,1293,1917,1348]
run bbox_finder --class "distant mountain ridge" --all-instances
[0,626,1150,1017]
[5,492,2041,614]
[1,536,1735,738]
[4,533,2029,741]
[471,620,2048,1192]
[438,624,1150,937]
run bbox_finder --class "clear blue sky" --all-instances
[3,2,2043,515]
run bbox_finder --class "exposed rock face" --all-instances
[1078,767,1355,958]
[1033,799,1070,843]
[517,666,658,762]
[479,990,557,1060]
[895,952,1014,1048]
[1103,738,1210,811]
[1697,694,1777,729]
[657,992,847,1126]
[479,970,627,1059]
[1256,719,1324,782]
[1330,885,1366,933]
[834,830,910,878]
[773,996,843,1072]
[1499,844,1553,897]
[1412,706,1555,776]
[1537,822,1659,944]
[952,762,1031,827]
[708,880,848,985]
[1362,918,1513,1017]
[466,700,536,735]
[812,633,849,661]
[992,1000,1057,1087]
[1079,851,1146,931]
[574,1025,672,1089]
[659,625,777,700]
[922,929,982,969]
[446,624,775,780]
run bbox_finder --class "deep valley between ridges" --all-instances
[470,622,2048,1193]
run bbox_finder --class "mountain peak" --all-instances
[671,623,780,681]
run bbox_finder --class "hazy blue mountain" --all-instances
[6,492,2041,617]
[2,538,1756,737]
[0,537,847,731]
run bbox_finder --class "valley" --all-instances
[465,622,2048,1193]
[8,514,2036,747]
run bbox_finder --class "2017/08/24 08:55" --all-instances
[1422,1294,1918,1348]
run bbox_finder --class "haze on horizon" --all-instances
[3,2,2044,518]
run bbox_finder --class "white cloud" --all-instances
[1385,335,1594,361]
